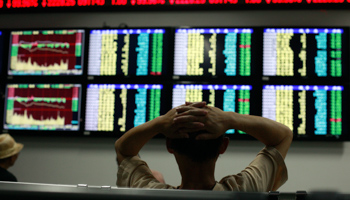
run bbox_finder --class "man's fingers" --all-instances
[188,101,207,108]
[173,115,206,124]
[176,107,208,116]
[175,121,204,128]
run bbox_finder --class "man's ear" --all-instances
[166,138,175,154]
[10,154,18,166]
[219,137,229,154]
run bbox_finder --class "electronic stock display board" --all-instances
[263,28,347,80]
[173,28,255,78]
[262,85,347,140]
[84,83,168,134]
[0,26,348,141]
[88,29,170,78]
[3,83,82,131]
[8,29,85,76]
[1,0,350,13]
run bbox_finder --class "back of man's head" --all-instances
[167,133,225,163]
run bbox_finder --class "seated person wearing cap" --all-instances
[0,134,24,182]
[115,102,293,191]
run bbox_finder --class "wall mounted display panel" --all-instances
[3,83,82,131]
[84,84,169,134]
[8,29,85,76]
[87,29,171,78]
[172,84,256,135]
[262,85,347,140]
[173,28,257,79]
[3,0,350,14]
[263,28,348,81]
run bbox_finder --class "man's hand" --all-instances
[159,102,208,139]
[174,105,230,140]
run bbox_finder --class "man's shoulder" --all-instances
[0,167,17,182]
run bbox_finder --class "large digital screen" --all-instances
[8,29,84,75]
[3,84,81,131]
[172,84,253,134]
[2,0,350,13]
[263,28,346,78]
[262,85,346,140]
[84,84,167,133]
[173,28,255,77]
[88,29,169,76]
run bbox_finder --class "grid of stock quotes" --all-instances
[263,28,344,77]
[8,29,84,76]
[88,29,166,76]
[84,84,164,132]
[172,84,252,134]
[3,84,81,131]
[262,85,343,138]
[174,28,253,76]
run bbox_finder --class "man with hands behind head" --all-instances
[115,102,292,191]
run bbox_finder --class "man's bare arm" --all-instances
[174,106,293,158]
[225,112,293,159]
[115,103,208,165]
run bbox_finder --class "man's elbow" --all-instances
[275,128,293,159]
[285,127,293,144]
[114,139,120,154]
[115,139,124,165]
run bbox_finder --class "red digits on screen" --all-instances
[174,0,206,4]
[308,0,344,3]
[209,0,238,4]
[245,0,261,4]
[5,0,38,8]
[78,0,104,6]
[136,0,165,5]
[45,0,75,7]
[111,0,127,5]
[127,0,164,5]
[265,0,302,3]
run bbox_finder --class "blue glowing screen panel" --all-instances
[173,28,255,77]
[84,84,167,133]
[262,85,346,140]
[88,29,170,76]
[172,84,253,134]
[263,28,346,78]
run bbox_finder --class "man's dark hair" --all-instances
[168,133,225,163]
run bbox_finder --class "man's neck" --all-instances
[177,158,217,190]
